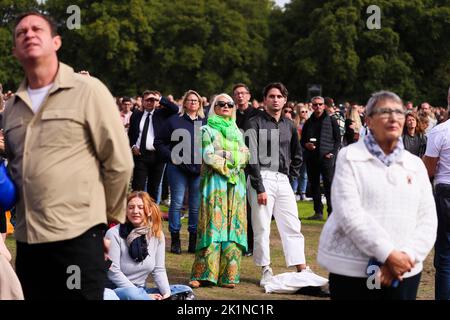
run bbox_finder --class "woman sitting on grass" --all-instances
[105,191,193,300]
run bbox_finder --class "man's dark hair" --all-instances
[142,90,161,97]
[232,83,250,94]
[263,82,288,99]
[324,97,334,108]
[121,97,132,104]
[13,11,58,42]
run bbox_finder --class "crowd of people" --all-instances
[1,11,450,301]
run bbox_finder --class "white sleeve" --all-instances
[425,129,444,157]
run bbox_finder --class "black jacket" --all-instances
[236,105,261,130]
[128,96,179,150]
[154,113,206,176]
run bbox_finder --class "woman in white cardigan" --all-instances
[317,91,437,300]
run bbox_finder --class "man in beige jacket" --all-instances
[2,11,133,300]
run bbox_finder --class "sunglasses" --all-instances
[215,101,235,108]
[312,103,324,107]
[145,97,159,102]
[283,109,293,114]
[300,110,308,113]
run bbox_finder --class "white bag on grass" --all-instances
[264,269,328,294]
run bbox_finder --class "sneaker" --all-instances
[260,266,273,287]
[300,193,312,201]
[295,195,301,201]
[321,195,326,204]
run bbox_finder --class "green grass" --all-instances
[4,199,435,300]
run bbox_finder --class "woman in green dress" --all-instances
[189,93,249,289]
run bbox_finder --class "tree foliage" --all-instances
[268,0,450,105]
[0,0,40,89]
[1,0,450,105]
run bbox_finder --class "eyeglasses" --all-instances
[312,103,324,107]
[283,109,293,114]
[186,99,199,104]
[234,91,249,96]
[369,108,405,119]
[215,101,235,108]
[300,110,308,113]
[145,97,159,102]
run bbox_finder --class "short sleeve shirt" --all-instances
[425,120,450,184]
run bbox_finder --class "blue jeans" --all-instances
[112,285,193,300]
[290,163,308,194]
[298,162,308,194]
[103,288,120,300]
[434,184,450,300]
[167,163,201,234]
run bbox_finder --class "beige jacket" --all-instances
[2,63,133,243]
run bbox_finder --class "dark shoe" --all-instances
[188,232,197,253]
[307,213,323,220]
[244,250,253,257]
[296,285,330,298]
[171,232,181,254]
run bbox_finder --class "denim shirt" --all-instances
[363,130,404,167]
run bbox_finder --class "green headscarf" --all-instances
[207,115,241,184]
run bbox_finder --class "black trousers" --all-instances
[329,272,421,300]
[306,156,335,215]
[131,151,165,200]
[244,172,253,253]
[16,224,106,300]
[246,200,253,253]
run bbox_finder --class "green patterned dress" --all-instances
[190,122,249,286]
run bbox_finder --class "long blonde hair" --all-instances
[180,90,205,119]
[126,191,163,239]
[346,107,362,132]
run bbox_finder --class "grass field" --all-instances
[4,200,436,300]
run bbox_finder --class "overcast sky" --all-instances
[275,0,291,7]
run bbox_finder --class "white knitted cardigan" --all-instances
[317,140,437,278]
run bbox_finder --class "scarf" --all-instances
[364,130,404,167]
[119,223,150,262]
[207,115,242,184]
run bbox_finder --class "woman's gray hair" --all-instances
[366,90,404,116]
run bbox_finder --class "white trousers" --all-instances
[248,170,306,267]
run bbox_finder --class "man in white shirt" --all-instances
[423,87,450,300]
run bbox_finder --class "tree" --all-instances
[44,0,155,96]
[0,0,40,90]
[268,0,450,105]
